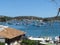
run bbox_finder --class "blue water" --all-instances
[0,21,60,37]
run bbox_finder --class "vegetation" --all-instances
[43,16,60,22]
[0,42,5,45]
[0,15,60,22]
[0,16,13,22]
[21,39,45,45]
[14,16,43,20]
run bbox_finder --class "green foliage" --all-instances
[21,39,45,45]
[0,16,60,22]
[14,16,43,20]
[43,18,48,22]
[0,16,12,22]
[0,42,5,45]
[21,39,36,45]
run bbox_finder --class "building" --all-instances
[0,25,25,45]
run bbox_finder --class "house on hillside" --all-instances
[0,25,25,45]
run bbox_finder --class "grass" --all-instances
[0,42,5,45]
[46,43,55,45]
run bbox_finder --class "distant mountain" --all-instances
[43,16,60,21]
[0,15,60,22]
[0,16,13,22]
[13,16,43,20]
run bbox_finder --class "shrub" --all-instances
[21,39,45,45]
[0,42,5,45]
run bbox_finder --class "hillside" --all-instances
[13,16,43,20]
[0,16,13,22]
[0,15,60,22]
[43,16,60,21]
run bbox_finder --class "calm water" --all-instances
[0,21,60,37]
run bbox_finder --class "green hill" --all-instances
[0,15,60,22]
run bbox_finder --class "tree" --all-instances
[0,42,5,45]
[21,39,45,45]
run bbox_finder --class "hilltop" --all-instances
[0,15,60,22]
[14,16,43,20]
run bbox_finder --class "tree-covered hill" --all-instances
[0,15,60,22]
[0,16,13,22]
[13,16,43,20]
[43,16,60,22]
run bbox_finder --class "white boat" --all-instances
[28,36,44,41]
[28,36,48,44]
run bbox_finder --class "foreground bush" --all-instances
[0,42,5,45]
[21,39,45,45]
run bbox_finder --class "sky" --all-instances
[0,0,60,17]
